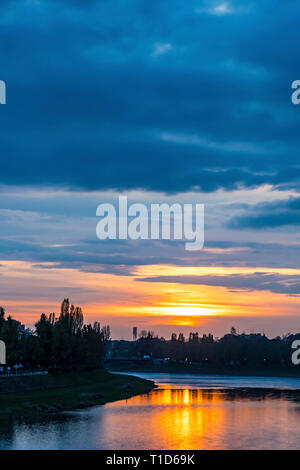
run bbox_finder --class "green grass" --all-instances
[0,369,154,419]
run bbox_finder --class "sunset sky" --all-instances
[0,0,300,339]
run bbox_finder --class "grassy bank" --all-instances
[0,368,154,419]
[107,360,300,378]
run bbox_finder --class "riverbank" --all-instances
[0,368,154,419]
[107,360,300,378]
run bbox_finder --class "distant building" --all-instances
[133,327,137,341]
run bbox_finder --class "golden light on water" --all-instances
[102,388,295,449]
[104,388,228,449]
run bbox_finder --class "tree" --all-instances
[0,307,5,333]
[35,313,55,366]
[34,299,111,369]
[178,333,185,343]
[230,326,237,336]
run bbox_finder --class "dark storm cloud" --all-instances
[0,0,300,192]
[229,197,300,229]
[137,272,300,296]
[2,231,300,274]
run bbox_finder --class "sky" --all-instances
[0,0,300,339]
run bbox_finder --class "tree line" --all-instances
[0,299,110,370]
[113,327,300,368]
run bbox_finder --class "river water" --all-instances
[2,372,300,450]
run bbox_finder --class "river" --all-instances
[1,372,300,450]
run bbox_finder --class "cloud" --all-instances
[228,197,300,229]
[137,272,300,296]
[159,132,276,155]
[1,187,300,275]
[151,43,173,57]
[0,1,299,339]
[195,1,251,16]
[211,3,233,15]
[0,0,299,193]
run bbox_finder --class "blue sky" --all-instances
[0,0,300,338]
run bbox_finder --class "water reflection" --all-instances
[2,386,300,449]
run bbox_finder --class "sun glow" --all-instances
[148,305,225,317]
[1,260,300,338]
